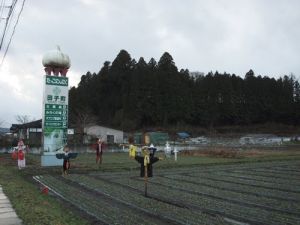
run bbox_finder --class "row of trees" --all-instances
[69,50,300,131]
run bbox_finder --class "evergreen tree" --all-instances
[68,50,300,131]
[156,52,179,125]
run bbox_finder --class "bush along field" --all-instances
[1,149,300,225]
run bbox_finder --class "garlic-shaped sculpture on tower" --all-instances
[42,46,71,76]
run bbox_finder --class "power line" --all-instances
[5,1,18,34]
[0,0,25,69]
[0,0,6,23]
[0,0,17,51]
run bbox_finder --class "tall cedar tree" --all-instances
[68,50,300,131]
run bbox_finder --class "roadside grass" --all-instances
[0,148,300,225]
[0,155,90,225]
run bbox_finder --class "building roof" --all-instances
[177,132,190,139]
[10,119,42,133]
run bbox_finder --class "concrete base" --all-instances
[41,155,63,166]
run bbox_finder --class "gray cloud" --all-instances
[0,0,299,126]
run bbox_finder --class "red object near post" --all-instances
[12,151,17,160]
[18,150,24,160]
[42,186,49,195]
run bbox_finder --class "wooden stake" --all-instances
[144,165,148,197]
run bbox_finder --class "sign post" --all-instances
[41,75,69,166]
[41,46,70,166]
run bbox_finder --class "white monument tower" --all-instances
[41,46,71,166]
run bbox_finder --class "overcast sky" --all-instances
[0,0,299,128]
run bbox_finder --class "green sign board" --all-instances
[43,75,69,154]
[44,104,67,128]
[46,76,68,86]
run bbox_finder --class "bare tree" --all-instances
[15,115,35,124]
[70,108,98,144]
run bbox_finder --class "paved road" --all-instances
[0,185,22,225]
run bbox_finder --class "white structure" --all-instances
[164,141,171,158]
[174,147,178,161]
[239,134,284,146]
[42,46,71,76]
[84,125,123,144]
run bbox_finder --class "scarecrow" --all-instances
[56,145,78,175]
[134,144,163,196]
[95,138,106,165]
[134,144,161,177]
[17,139,26,169]
[128,136,137,159]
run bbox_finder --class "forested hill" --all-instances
[69,49,300,131]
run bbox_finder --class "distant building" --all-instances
[10,120,124,145]
[84,125,123,144]
[144,131,169,145]
[132,131,169,145]
[10,119,43,146]
[0,128,10,136]
[177,132,190,139]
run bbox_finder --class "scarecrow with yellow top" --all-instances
[134,144,162,177]
[128,136,137,159]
